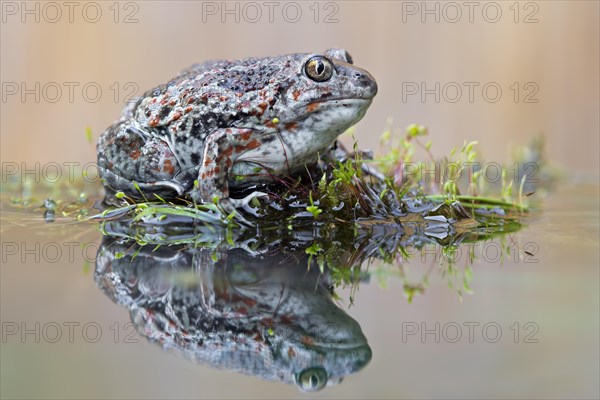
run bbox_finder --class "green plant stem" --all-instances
[424,194,528,212]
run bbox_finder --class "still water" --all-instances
[1,180,598,399]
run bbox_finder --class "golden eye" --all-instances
[304,56,333,82]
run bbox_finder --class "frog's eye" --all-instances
[304,56,333,82]
[295,367,328,392]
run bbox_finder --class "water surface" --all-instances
[1,180,598,399]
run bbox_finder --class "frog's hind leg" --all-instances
[97,121,188,200]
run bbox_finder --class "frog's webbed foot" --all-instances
[216,198,254,227]
[187,190,250,226]
[224,191,270,226]
[140,180,186,196]
[229,191,269,209]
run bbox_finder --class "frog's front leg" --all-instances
[190,128,262,207]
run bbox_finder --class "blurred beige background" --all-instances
[1,0,599,173]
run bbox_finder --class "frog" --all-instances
[97,48,377,210]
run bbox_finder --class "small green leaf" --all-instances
[306,205,322,217]
[85,126,93,143]
[305,243,322,255]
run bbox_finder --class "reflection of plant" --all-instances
[94,205,527,304]
[389,244,476,304]
[363,224,537,303]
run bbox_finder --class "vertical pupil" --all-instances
[311,375,319,387]
[316,62,324,75]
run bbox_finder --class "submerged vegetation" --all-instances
[2,124,547,301]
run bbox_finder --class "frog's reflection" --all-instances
[95,235,371,391]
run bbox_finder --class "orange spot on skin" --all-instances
[279,314,294,325]
[231,294,244,302]
[171,111,182,122]
[169,99,176,106]
[257,102,268,116]
[236,139,261,152]
[148,117,160,127]
[215,286,230,299]
[301,335,315,346]
[185,106,193,113]
[307,103,319,112]
[215,148,232,163]
[163,159,175,175]
[240,130,252,141]
[234,306,248,315]
[130,149,141,160]
[265,121,277,129]
[242,297,257,307]
[292,90,301,100]
[204,157,213,166]
[187,97,195,104]
[247,139,260,150]
[288,347,296,358]
[284,122,297,131]
[214,166,220,174]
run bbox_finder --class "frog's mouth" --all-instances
[299,98,373,128]
[292,98,372,130]
[304,98,373,112]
